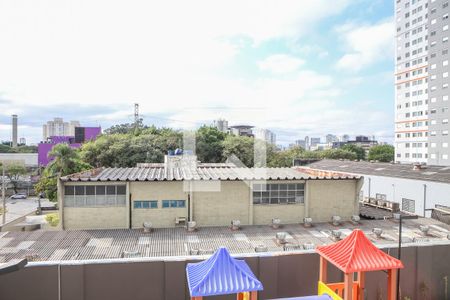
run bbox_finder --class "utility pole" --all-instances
[2,164,6,225]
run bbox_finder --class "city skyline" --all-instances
[0,0,394,145]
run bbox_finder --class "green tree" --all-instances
[267,146,305,167]
[80,129,183,167]
[319,149,357,160]
[35,144,91,201]
[368,144,395,162]
[222,135,254,167]
[196,126,226,163]
[341,144,365,160]
[0,163,27,193]
[104,120,148,135]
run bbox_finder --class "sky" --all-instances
[0,0,395,145]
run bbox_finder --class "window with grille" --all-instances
[134,200,158,209]
[402,198,416,213]
[252,183,305,205]
[162,200,186,208]
[64,185,127,207]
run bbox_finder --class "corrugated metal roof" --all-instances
[61,166,360,182]
[316,229,404,273]
[186,247,263,297]
[0,218,448,264]
[303,159,450,184]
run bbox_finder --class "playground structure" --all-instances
[316,229,403,300]
[186,229,403,300]
[186,247,263,300]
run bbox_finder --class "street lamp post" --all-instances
[2,165,6,225]
[394,213,418,300]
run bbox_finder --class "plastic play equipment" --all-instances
[316,229,404,300]
[185,229,403,300]
[186,247,263,300]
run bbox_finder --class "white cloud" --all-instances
[335,19,394,72]
[258,54,305,74]
[0,0,393,145]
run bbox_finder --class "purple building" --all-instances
[38,126,101,166]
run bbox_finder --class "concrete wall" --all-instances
[361,175,450,217]
[1,244,450,300]
[130,181,188,228]
[60,181,129,230]
[64,207,128,230]
[61,179,361,229]
[253,204,305,225]
[193,181,250,226]
[307,180,359,222]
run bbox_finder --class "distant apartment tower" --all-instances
[325,134,338,144]
[294,139,306,149]
[310,137,321,147]
[339,134,350,142]
[214,119,229,133]
[253,128,276,145]
[229,125,254,137]
[395,0,450,165]
[43,118,80,140]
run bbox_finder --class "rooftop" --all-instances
[301,159,450,184]
[0,218,449,264]
[61,165,359,182]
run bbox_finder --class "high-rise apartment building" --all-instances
[253,128,276,145]
[214,119,229,133]
[395,0,449,165]
[325,134,338,144]
[42,118,81,140]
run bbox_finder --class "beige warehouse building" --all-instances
[58,156,363,230]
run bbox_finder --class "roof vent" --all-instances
[189,248,200,255]
[303,217,313,228]
[143,222,153,233]
[372,228,383,239]
[413,163,423,170]
[351,215,360,225]
[231,220,241,231]
[331,230,342,241]
[331,215,341,226]
[187,221,197,232]
[25,254,40,262]
[276,232,287,244]
[303,242,315,250]
[254,245,269,252]
[419,225,430,235]
[272,218,282,229]
[121,250,140,258]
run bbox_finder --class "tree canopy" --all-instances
[341,144,365,160]
[368,144,395,162]
[0,144,38,153]
[35,144,91,201]
[0,162,27,193]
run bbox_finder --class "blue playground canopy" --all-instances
[186,247,264,297]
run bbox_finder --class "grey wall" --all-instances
[1,245,449,300]
[361,175,450,216]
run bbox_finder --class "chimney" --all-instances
[12,114,18,148]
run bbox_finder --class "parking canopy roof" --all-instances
[186,247,263,297]
[316,229,404,273]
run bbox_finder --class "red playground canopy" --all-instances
[316,229,404,273]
